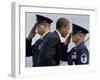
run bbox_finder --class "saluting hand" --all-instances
[27,23,37,40]
[64,33,71,45]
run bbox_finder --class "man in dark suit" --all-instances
[68,24,89,65]
[37,18,71,66]
[26,15,53,66]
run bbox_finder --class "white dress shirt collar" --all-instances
[56,30,66,43]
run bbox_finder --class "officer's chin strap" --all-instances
[84,37,89,43]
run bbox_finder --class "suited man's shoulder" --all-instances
[52,31,60,39]
[45,32,58,39]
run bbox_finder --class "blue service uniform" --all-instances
[26,38,42,66]
[26,14,54,66]
[68,42,89,65]
[26,32,55,66]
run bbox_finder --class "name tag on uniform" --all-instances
[71,52,77,59]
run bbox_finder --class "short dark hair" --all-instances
[56,18,70,30]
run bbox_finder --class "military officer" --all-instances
[68,23,89,65]
[26,14,53,66]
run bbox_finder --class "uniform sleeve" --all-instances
[79,49,89,64]
[26,38,34,57]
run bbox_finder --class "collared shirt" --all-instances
[55,30,66,43]
[41,30,50,39]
